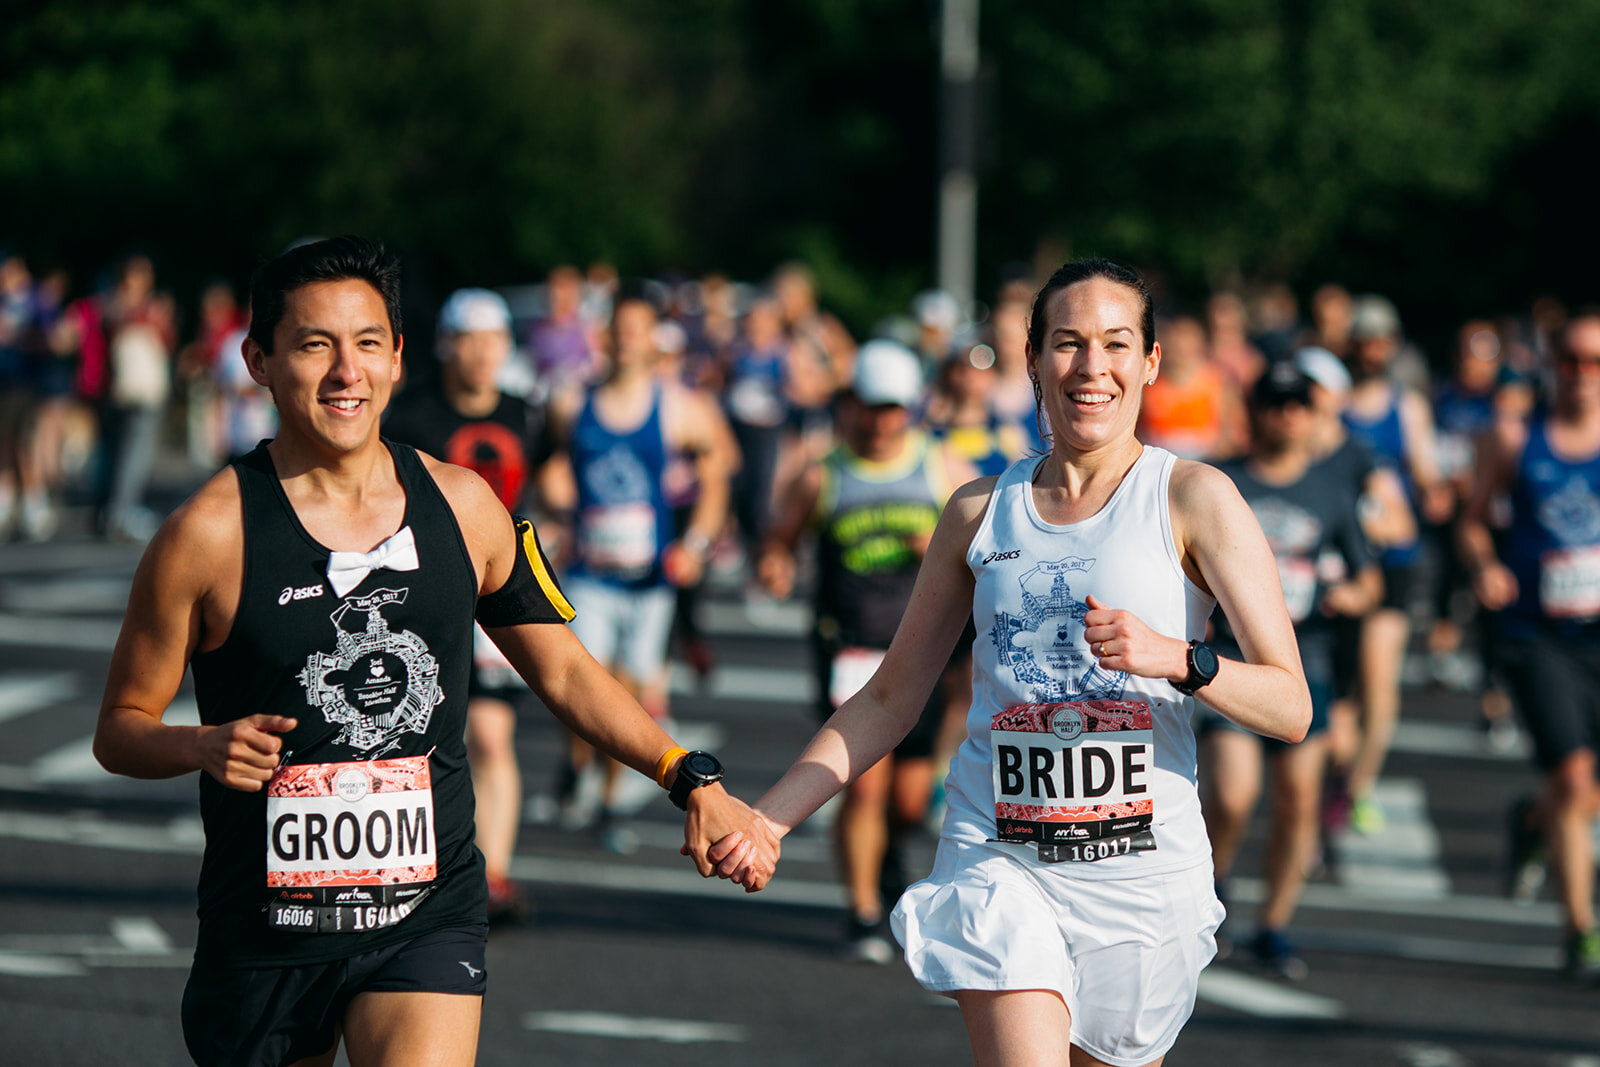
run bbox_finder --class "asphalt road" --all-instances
[0,530,1596,1066]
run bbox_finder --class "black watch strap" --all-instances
[1174,640,1219,695]
[667,750,724,811]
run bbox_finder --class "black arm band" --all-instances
[476,516,576,627]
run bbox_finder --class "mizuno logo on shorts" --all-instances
[279,584,326,605]
[982,549,1021,564]
[460,961,482,978]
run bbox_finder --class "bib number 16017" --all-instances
[1068,836,1132,862]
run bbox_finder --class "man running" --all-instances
[545,287,733,852]
[92,237,770,1066]
[1459,312,1600,986]
[1200,361,1380,979]
[383,287,547,923]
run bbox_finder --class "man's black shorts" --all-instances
[1498,638,1600,773]
[181,923,487,1067]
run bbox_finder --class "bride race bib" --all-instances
[265,755,437,933]
[991,700,1157,864]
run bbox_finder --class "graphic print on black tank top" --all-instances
[987,557,1155,863]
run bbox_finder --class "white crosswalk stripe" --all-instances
[0,672,76,724]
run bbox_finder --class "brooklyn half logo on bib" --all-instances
[298,588,444,757]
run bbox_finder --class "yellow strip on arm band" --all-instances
[654,746,689,789]
[522,521,575,622]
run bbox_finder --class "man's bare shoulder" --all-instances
[158,467,243,558]
[415,451,504,515]
[134,467,244,599]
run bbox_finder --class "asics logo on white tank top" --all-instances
[278,584,325,605]
[982,549,1021,565]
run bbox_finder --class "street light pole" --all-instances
[937,0,980,313]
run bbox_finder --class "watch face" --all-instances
[683,751,723,781]
[1194,644,1219,676]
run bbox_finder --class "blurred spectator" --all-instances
[1207,290,1266,389]
[1307,284,1355,361]
[1136,314,1246,460]
[1249,281,1300,364]
[721,294,796,555]
[177,280,247,467]
[0,251,39,538]
[772,260,854,396]
[922,340,1029,477]
[911,288,963,372]
[94,255,176,541]
[987,297,1040,449]
[527,265,600,397]
[212,312,275,464]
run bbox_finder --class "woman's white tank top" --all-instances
[941,446,1216,879]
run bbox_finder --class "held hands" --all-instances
[1082,594,1187,684]
[680,786,782,892]
[195,714,296,792]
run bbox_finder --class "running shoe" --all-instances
[486,875,530,925]
[1349,793,1386,836]
[597,813,639,856]
[1321,775,1353,835]
[1566,929,1600,987]
[1504,794,1547,905]
[844,914,894,966]
[1249,928,1309,982]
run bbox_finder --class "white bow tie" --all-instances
[326,525,420,597]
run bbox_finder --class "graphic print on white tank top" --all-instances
[942,447,1216,877]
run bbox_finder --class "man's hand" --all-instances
[680,786,781,891]
[195,714,297,792]
[1082,594,1188,682]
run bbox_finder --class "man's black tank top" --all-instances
[189,441,485,967]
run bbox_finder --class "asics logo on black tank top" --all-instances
[279,583,326,605]
[983,549,1021,565]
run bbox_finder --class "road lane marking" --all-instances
[0,673,76,724]
[1328,778,1450,899]
[1391,719,1528,761]
[523,1011,746,1044]
[1196,968,1345,1019]
[667,663,812,702]
[0,613,121,652]
[0,577,131,613]
[13,698,197,787]
[0,918,183,977]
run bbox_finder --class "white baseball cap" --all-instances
[1293,345,1352,394]
[438,288,511,336]
[852,339,923,407]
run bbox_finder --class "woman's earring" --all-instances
[1146,377,1155,385]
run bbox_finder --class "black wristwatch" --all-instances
[1173,640,1219,695]
[667,750,725,811]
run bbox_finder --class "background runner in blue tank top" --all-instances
[546,288,732,851]
[1459,311,1600,985]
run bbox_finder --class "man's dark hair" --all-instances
[1026,258,1156,356]
[247,235,402,353]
